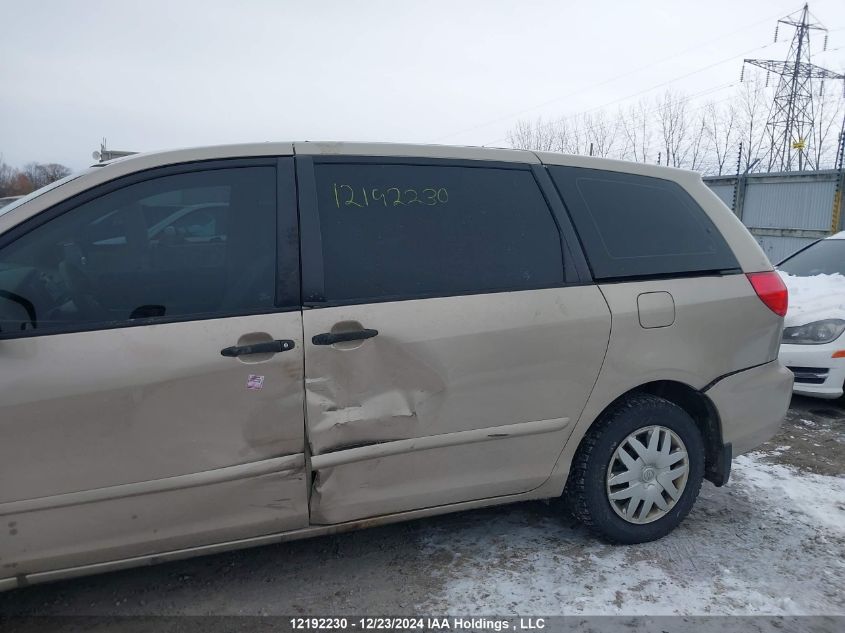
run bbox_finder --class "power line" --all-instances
[482,75,746,148]
[479,40,783,148]
[488,87,739,154]
[743,2,845,171]
[544,78,738,128]
[430,4,799,144]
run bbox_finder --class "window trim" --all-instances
[298,155,586,308]
[547,165,741,281]
[0,157,300,340]
[531,164,592,284]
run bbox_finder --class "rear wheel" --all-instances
[565,394,705,544]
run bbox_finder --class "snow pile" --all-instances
[732,452,845,529]
[418,452,845,615]
[777,270,845,327]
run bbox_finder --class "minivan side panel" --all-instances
[303,286,611,524]
[0,156,310,578]
[0,314,306,500]
[536,274,785,496]
[2,456,306,576]
[0,142,792,587]
[297,153,612,524]
[598,275,783,384]
[0,313,310,575]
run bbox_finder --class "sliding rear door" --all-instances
[297,156,611,524]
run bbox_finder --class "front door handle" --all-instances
[220,339,295,357]
[312,329,379,346]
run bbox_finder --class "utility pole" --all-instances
[742,3,844,171]
[731,142,743,214]
[831,128,845,233]
[732,141,761,221]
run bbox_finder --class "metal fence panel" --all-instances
[704,171,840,261]
[707,183,734,208]
[741,178,837,230]
[755,235,815,264]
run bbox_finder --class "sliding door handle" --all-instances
[220,339,295,357]
[312,329,379,346]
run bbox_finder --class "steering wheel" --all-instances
[58,259,106,320]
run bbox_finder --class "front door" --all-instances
[0,159,308,576]
[297,155,611,524]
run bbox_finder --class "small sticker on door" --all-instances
[246,374,265,390]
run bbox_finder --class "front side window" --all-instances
[0,166,280,336]
[778,239,845,276]
[549,167,739,279]
[312,162,564,303]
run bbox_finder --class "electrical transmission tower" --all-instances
[742,3,844,172]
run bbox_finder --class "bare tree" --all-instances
[505,71,841,175]
[40,163,72,183]
[705,101,738,175]
[658,90,692,167]
[736,72,770,172]
[0,158,72,197]
[556,116,584,155]
[618,101,653,163]
[582,111,618,157]
[0,156,15,197]
[810,80,845,169]
[686,113,710,172]
[21,163,49,189]
[507,114,594,156]
[507,117,557,152]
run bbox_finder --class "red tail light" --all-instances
[746,271,788,317]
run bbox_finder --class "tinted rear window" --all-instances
[549,167,738,279]
[313,162,564,303]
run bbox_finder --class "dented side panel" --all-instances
[0,312,310,573]
[0,313,306,501]
[1,458,308,576]
[303,286,611,524]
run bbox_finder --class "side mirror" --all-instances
[0,290,37,335]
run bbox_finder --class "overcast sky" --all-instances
[1,0,843,171]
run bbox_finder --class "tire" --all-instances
[564,393,705,544]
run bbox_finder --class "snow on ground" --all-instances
[419,450,845,615]
[778,271,845,327]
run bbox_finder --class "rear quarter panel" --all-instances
[533,273,784,497]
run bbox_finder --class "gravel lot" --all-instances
[1,396,843,618]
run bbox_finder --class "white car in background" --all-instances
[777,231,845,399]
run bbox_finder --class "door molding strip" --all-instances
[0,454,304,517]
[310,417,571,470]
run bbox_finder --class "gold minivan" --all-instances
[0,142,793,589]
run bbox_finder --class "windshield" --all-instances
[0,172,84,217]
[778,238,845,276]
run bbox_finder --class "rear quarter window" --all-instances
[548,167,739,280]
